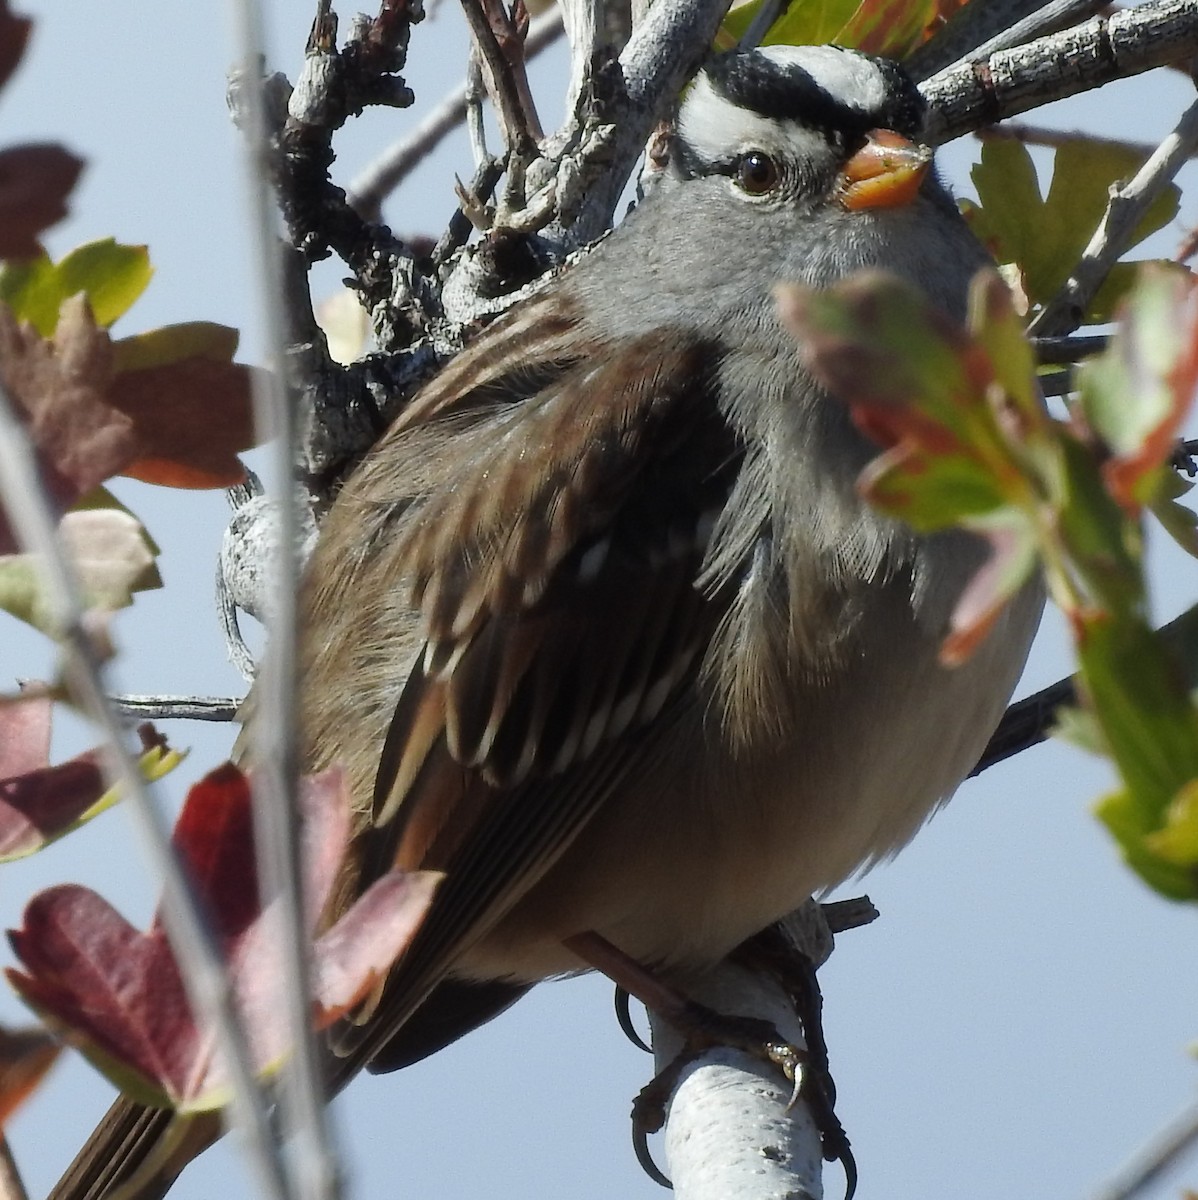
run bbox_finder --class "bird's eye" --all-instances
[734,151,780,195]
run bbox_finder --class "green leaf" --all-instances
[111,321,239,373]
[720,0,959,58]
[0,507,160,634]
[967,139,1181,320]
[1095,785,1198,901]
[0,239,152,336]
[1078,265,1198,512]
[1049,703,1107,756]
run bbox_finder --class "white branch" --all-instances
[227,0,337,1193]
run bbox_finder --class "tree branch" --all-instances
[1029,89,1198,337]
[345,10,565,223]
[908,0,1106,82]
[922,0,1198,145]
[110,695,243,722]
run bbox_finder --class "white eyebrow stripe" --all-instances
[677,73,827,168]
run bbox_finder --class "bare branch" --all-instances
[908,0,1103,81]
[1087,1099,1198,1200]
[922,0,1198,145]
[345,9,564,222]
[1029,91,1198,337]
[0,1135,29,1200]
[458,0,539,159]
[229,2,337,1193]
[110,695,243,722]
[556,0,729,245]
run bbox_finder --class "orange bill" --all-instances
[838,129,932,210]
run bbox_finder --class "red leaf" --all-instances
[111,357,257,489]
[0,0,30,92]
[0,144,85,259]
[0,692,134,859]
[312,872,442,1021]
[7,886,197,1104]
[0,296,134,552]
[8,764,439,1109]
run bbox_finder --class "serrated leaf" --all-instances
[7,765,439,1110]
[0,696,183,860]
[1078,265,1198,512]
[0,507,159,633]
[112,322,239,373]
[0,145,85,260]
[967,139,1181,319]
[0,239,151,335]
[778,270,1045,664]
[1095,785,1198,901]
[720,0,961,58]
[0,294,256,555]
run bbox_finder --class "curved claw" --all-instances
[615,985,653,1053]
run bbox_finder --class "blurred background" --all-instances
[3,3,1197,1198]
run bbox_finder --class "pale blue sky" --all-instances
[3,4,1198,1199]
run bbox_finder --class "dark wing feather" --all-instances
[337,326,743,1066]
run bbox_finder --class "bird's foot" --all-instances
[631,1003,806,1134]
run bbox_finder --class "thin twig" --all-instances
[346,8,564,222]
[907,0,1100,81]
[458,0,539,159]
[1034,334,1109,364]
[0,1135,29,1200]
[465,51,489,167]
[739,0,789,50]
[1029,91,1198,337]
[0,380,290,1200]
[922,0,1198,145]
[979,122,1163,159]
[950,0,1109,72]
[111,695,243,722]
[971,676,1076,774]
[1087,1100,1198,1200]
[228,0,339,1196]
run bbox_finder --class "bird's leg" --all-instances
[563,931,805,1126]
[565,925,856,1200]
[734,924,855,1189]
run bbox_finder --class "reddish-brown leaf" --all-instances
[0,0,30,92]
[0,297,256,551]
[0,698,177,859]
[7,764,439,1109]
[110,356,257,489]
[311,872,441,1022]
[0,144,84,259]
[0,296,134,552]
[0,690,51,778]
[8,886,199,1104]
[0,1024,61,1125]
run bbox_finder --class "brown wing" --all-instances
[336,324,743,1066]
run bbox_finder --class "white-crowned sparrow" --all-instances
[52,42,1043,1200]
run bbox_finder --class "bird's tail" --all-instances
[47,1099,221,1200]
